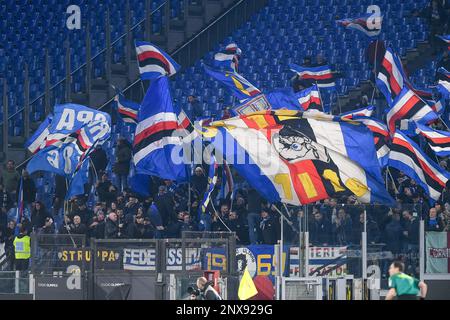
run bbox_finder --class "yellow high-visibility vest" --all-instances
[13,235,31,260]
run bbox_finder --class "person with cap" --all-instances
[13,226,31,271]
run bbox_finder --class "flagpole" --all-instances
[370,40,380,105]
[315,81,325,113]
[386,167,399,194]
[210,199,232,233]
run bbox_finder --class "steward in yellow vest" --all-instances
[13,227,31,271]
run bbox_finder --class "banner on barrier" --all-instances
[426,232,450,273]
[289,246,348,277]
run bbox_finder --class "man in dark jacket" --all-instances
[247,188,263,244]
[228,210,248,245]
[402,210,420,249]
[384,212,404,254]
[104,212,120,239]
[310,211,332,246]
[259,208,278,245]
[90,145,108,173]
[71,215,87,235]
[191,166,208,197]
[19,171,36,210]
[154,186,176,227]
[71,200,93,225]
[188,95,203,120]
[113,138,132,192]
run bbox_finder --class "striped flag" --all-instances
[204,65,261,101]
[220,160,234,201]
[289,63,336,88]
[337,14,383,38]
[376,47,406,106]
[114,93,140,125]
[135,41,181,80]
[339,105,375,120]
[386,87,438,135]
[415,122,450,157]
[388,130,450,203]
[214,43,242,73]
[352,116,390,168]
[297,85,322,111]
[133,76,189,181]
[200,154,219,217]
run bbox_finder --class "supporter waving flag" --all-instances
[133,76,190,181]
[207,110,394,206]
[352,116,390,168]
[289,63,336,88]
[415,122,450,157]
[337,13,383,38]
[135,41,181,80]
[388,130,450,203]
[376,48,407,106]
[114,92,140,125]
[386,87,438,135]
[214,43,242,73]
[339,105,375,120]
[204,65,261,101]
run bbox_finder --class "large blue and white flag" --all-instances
[27,119,111,177]
[204,65,261,101]
[337,13,383,38]
[207,111,394,206]
[133,76,189,182]
[135,41,181,80]
[49,103,110,137]
[25,115,52,154]
[389,130,450,203]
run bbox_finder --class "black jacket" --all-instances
[31,209,52,230]
[260,215,278,245]
[104,218,120,239]
[310,218,332,245]
[114,143,132,176]
[90,148,108,173]
[19,178,36,204]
